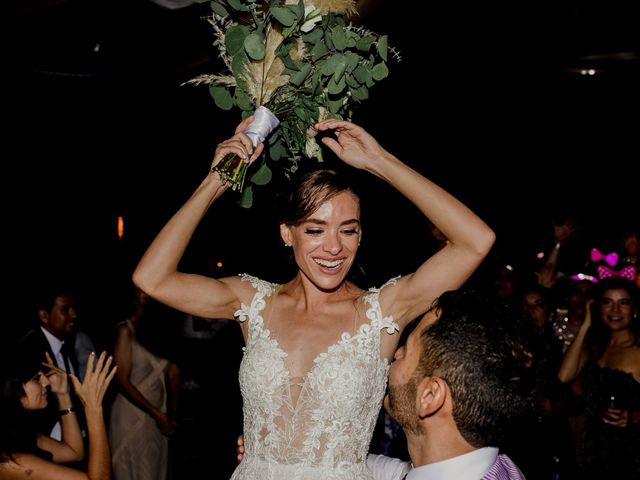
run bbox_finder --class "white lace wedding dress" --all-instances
[230,274,399,480]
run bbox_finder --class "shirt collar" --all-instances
[407,447,499,480]
[40,326,65,354]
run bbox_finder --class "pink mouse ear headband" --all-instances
[570,248,638,283]
[590,248,618,267]
[596,265,638,281]
[570,273,599,283]
[570,248,637,283]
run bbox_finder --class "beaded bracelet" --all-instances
[59,406,75,416]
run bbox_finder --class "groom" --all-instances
[238,289,538,480]
[370,289,538,480]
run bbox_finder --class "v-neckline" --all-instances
[261,320,374,409]
[259,283,363,386]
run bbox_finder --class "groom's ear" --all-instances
[417,376,447,418]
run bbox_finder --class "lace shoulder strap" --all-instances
[363,276,400,335]
[234,274,278,345]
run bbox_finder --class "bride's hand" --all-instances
[314,120,388,171]
[211,116,265,169]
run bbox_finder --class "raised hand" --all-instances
[314,120,387,171]
[553,219,579,243]
[42,352,68,395]
[211,115,265,169]
[537,263,557,289]
[70,351,117,411]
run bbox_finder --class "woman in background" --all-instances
[109,287,180,480]
[558,277,640,480]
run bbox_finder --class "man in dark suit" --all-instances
[17,288,83,440]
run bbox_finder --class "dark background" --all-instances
[2,0,638,346]
[1,1,638,478]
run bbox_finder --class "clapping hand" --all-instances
[69,351,117,411]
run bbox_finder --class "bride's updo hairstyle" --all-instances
[277,168,360,227]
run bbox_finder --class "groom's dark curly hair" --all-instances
[416,289,545,448]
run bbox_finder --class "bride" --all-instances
[133,118,495,479]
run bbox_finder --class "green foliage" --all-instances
[201,0,393,202]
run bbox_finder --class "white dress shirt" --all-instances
[406,447,499,480]
[368,454,412,480]
[367,448,500,480]
[40,327,75,375]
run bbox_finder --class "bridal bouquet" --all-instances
[188,0,393,206]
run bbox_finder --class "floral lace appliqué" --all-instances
[231,275,399,480]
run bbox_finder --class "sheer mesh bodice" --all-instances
[230,274,399,480]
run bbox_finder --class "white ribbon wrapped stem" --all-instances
[245,106,280,148]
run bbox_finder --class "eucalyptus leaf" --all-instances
[312,71,323,95]
[237,185,253,208]
[250,162,273,185]
[290,63,312,86]
[321,53,344,76]
[356,36,375,52]
[234,89,254,111]
[345,32,357,48]
[244,33,265,60]
[371,62,389,81]
[364,68,374,87]
[333,60,347,83]
[270,141,286,160]
[227,0,248,11]
[311,41,329,61]
[225,26,249,55]
[287,1,304,20]
[209,85,234,110]
[271,7,296,26]
[324,32,334,50]
[281,53,300,71]
[304,28,324,44]
[328,97,345,114]
[328,76,346,95]
[377,35,388,61]
[353,65,367,83]
[345,74,360,89]
[330,26,347,51]
[294,105,309,123]
[231,51,249,79]
[210,1,229,16]
[351,85,369,101]
[282,24,298,38]
[344,52,359,73]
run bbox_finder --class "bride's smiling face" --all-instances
[282,191,361,291]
